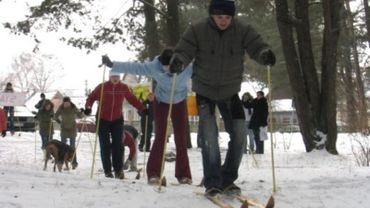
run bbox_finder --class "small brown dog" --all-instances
[43,140,76,172]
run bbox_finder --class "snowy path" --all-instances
[0,132,369,207]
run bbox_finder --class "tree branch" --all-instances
[137,0,168,17]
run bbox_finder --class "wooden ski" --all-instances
[195,192,233,208]
[236,195,274,208]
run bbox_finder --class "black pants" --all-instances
[98,117,124,174]
[139,114,153,151]
[252,128,264,154]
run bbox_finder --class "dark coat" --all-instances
[36,99,54,136]
[244,97,268,129]
[174,17,270,100]
[54,104,83,138]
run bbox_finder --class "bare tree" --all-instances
[9,52,64,93]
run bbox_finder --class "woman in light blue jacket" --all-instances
[102,48,193,185]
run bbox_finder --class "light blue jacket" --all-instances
[111,57,192,104]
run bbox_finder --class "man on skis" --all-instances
[169,0,276,196]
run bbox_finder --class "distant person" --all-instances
[242,92,255,154]
[247,91,268,154]
[122,124,140,171]
[35,93,46,110]
[101,48,193,185]
[0,107,7,137]
[84,71,146,179]
[54,97,83,169]
[138,93,154,152]
[36,99,54,151]
[131,86,154,152]
[3,82,14,135]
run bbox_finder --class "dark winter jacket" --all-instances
[85,81,145,122]
[244,97,268,129]
[36,99,54,136]
[54,103,83,138]
[35,98,46,110]
[174,17,270,100]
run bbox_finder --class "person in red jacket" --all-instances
[0,107,7,137]
[84,71,146,179]
[122,124,139,171]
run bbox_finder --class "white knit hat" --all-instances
[109,71,121,77]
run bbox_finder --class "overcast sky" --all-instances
[0,0,137,92]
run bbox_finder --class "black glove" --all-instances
[260,50,276,66]
[1,130,6,137]
[102,55,113,68]
[84,108,92,116]
[138,108,149,117]
[80,108,85,113]
[169,55,184,74]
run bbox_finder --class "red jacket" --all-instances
[0,108,7,132]
[85,81,145,121]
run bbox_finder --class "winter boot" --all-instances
[114,170,125,180]
[105,172,114,178]
[222,183,241,196]
[205,187,223,197]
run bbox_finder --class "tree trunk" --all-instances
[165,0,180,46]
[345,0,369,132]
[294,0,321,127]
[321,0,342,154]
[275,0,316,152]
[143,0,161,59]
[338,48,359,132]
[364,0,370,47]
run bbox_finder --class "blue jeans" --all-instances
[40,134,50,149]
[98,117,124,174]
[4,106,14,132]
[197,94,246,189]
[245,121,255,152]
[61,137,76,149]
[61,136,77,164]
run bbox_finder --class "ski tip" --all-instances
[240,201,249,208]
[265,196,275,208]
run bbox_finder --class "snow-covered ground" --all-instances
[1,131,369,208]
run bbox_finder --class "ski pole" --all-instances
[34,119,37,162]
[143,106,149,179]
[71,116,87,168]
[158,73,177,191]
[248,145,259,168]
[90,65,106,179]
[267,65,277,193]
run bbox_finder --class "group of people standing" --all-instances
[34,93,83,169]
[242,91,269,154]
[98,0,275,196]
